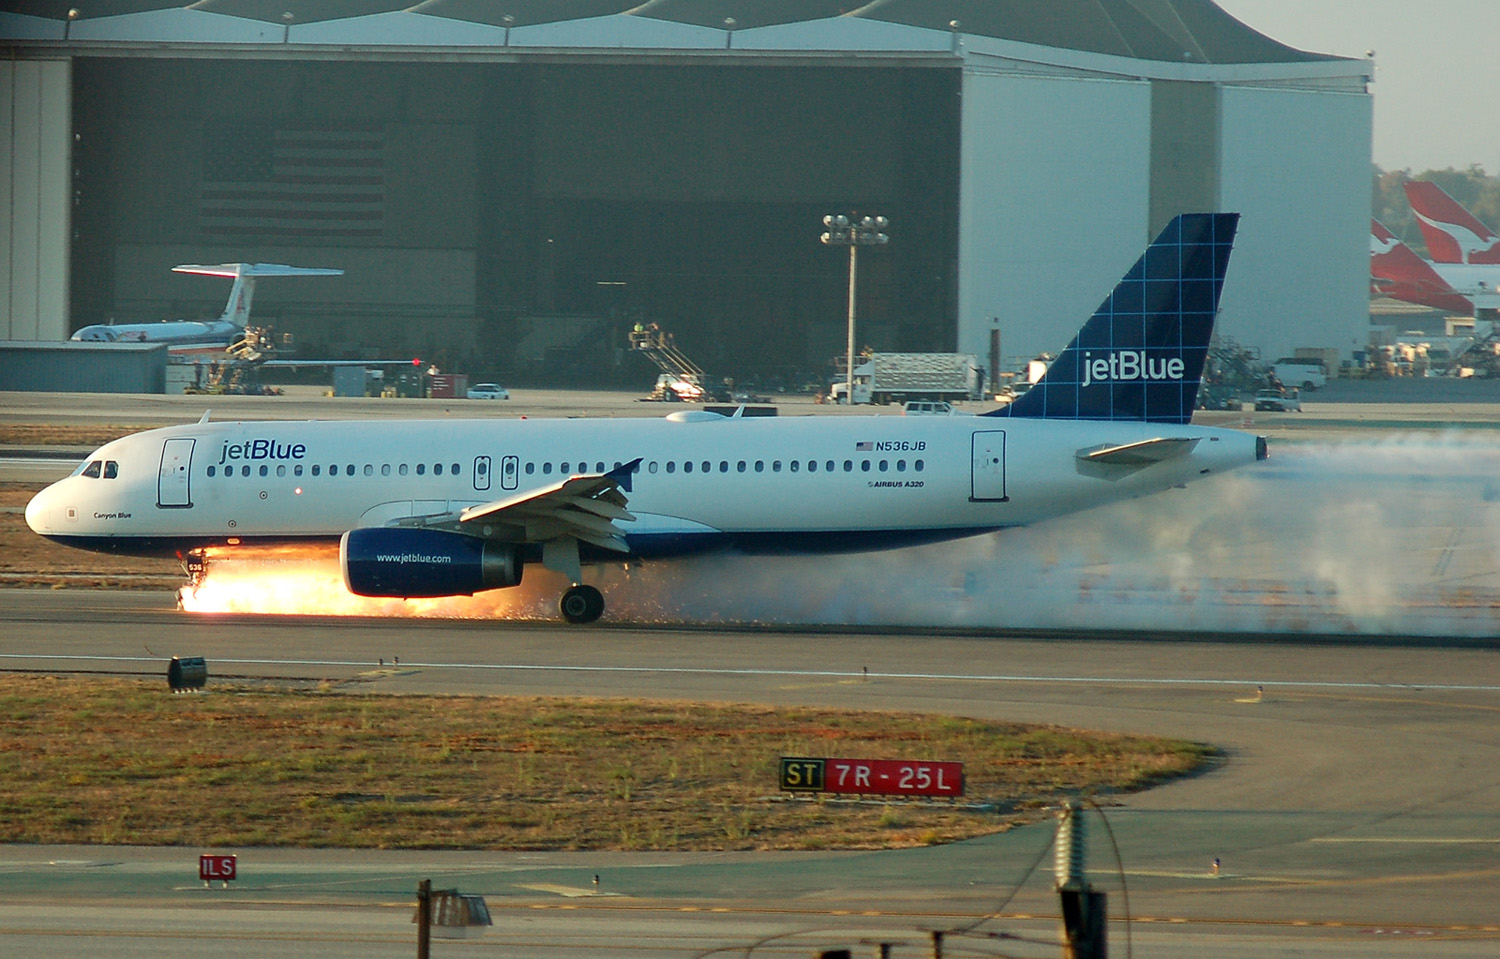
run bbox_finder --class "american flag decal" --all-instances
[200,122,384,238]
[855,441,873,451]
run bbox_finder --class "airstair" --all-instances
[629,327,718,401]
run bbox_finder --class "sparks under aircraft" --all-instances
[70,263,343,355]
[29,213,1265,624]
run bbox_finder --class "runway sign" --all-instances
[779,757,963,797]
[199,854,237,883]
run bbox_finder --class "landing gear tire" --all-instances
[560,585,605,624]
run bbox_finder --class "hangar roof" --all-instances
[3,0,1344,66]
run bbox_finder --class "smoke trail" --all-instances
[180,437,1500,637]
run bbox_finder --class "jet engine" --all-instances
[340,528,522,598]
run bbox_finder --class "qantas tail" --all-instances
[1403,181,1500,265]
[986,213,1238,426]
[1369,219,1475,315]
[171,263,345,327]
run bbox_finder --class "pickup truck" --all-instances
[1253,389,1301,412]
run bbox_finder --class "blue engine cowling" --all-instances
[340,528,523,598]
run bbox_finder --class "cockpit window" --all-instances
[82,460,102,479]
[103,461,119,479]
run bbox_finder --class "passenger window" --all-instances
[434,463,444,476]
[452,463,461,475]
[915,459,924,471]
[825,460,834,473]
[104,461,119,479]
[737,461,746,473]
[82,460,102,479]
[596,462,605,473]
[345,464,355,476]
[648,462,659,474]
[560,462,570,474]
[312,464,321,476]
[844,460,853,472]
[381,464,391,477]
[666,461,676,474]
[525,462,534,475]
[701,461,710,473]
[861,460,870,472]
[879,460,888,471]
[260,465,269,477]
[277,465,286,477]
[755,461,764,472]
[242,465,252,477]
[790,461,799,473]
[295,465,304,476]
[207,466,216,477]
[684,461,694,474]
[719,461,729,473]
[896,460,906,472]
[418,463,426,475]
[542,463,551,475]
[807,460,817,473]
[772,461,781,472]
[363,465,373,476]
[397,464,406,476]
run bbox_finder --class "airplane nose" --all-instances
[25,484,55,534]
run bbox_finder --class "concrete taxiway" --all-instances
[1,590,1498,957]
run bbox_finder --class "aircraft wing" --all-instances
[401,459,640,553]
[1077,437,1200,467]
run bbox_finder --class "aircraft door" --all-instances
[158,438,195,509]
[473,455,492,492]
[970,430,1008,502]
[500,455,519,491]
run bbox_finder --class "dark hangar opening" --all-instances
[70,57,960,388]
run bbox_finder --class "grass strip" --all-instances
[0,676,1212,850]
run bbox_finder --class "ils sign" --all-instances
[779,757,963,798]
[199,854,237,883]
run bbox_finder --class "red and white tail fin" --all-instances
[1369,220,1475,315]
[1403,181,1500,265]
[171,263,344,328]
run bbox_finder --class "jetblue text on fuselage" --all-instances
[217,439,307,465]
[1079,351,1186,389]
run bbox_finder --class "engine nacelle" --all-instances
[340,527,523,598]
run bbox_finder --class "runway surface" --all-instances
[2,590,1498,958]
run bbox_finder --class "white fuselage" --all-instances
[27,413,1262,556]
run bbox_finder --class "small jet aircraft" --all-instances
[69,263,343,356]
[29,214,1265,624]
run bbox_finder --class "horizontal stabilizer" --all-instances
[171,263,344,278]
[1077,437,1199,466]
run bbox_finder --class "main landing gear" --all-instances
[560,584,605,624]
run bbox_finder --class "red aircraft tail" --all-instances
[1403,181,1500,265]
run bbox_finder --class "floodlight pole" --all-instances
[821,214,889,404]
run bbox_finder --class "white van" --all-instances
[1271,358,1327,391]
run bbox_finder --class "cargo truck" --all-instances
[828,352,981,405]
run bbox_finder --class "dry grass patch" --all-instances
[0,425,152,448]
[0,675,1213,850]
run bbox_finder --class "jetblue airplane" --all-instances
[28,214,1264,624]
[70,263,343,355]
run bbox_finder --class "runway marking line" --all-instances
[5,653,1500,695]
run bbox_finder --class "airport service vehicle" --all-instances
[829,352,980,406]
[466,383,510,400]
[28,214,1265,625]
[901,400,967,416]
[1254,389,1301,412]
[1270,358,1326,392]
[70,263,343,356]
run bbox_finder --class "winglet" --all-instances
[988,213,1239,425]
[608,458,643,494]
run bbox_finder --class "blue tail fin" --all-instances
[987,213,1239,425]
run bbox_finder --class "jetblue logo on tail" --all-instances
[988,213,1239,426]
[1080,351,1186,389]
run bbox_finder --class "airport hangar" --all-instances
[3,1,1371,385]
